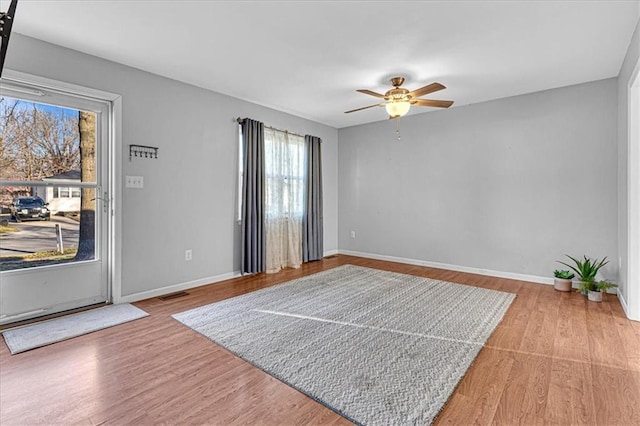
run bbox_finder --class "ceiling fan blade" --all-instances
[412,99,454,108]
[407,82,446,98]
[344,103,384,114]
[356,89,387,99]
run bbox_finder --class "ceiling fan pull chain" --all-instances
[396,118,401,140]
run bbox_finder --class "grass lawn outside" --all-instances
[0,224,19,234]
[0,248,78,271]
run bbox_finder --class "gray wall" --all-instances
[5,34,338,298]
[617,18,640,314]
[2,33,626,299]
[338,79,618,280]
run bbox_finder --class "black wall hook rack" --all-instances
[129,144,159,160]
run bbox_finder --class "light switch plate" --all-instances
[125,175,144,189]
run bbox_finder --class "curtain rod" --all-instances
[236,117,305,139]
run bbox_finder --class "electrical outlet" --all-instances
[185,249,192,261]
[125,175,144,189]
[350,230,356,239]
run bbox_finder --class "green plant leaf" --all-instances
[559,255,609,281]
[558,255,584,278]
[553,269,575,279]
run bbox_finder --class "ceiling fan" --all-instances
[345,77,454,118]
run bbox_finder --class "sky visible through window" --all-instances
[0,96,82,183]
[5,96,79,119]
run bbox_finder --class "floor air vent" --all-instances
[158,291,189,301]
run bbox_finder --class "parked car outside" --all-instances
[10,197,51,222]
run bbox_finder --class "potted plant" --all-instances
[588,280,618,302]
[557,255,609,295]
[553,269,575,292]
[577,278,596,297]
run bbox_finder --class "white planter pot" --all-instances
[553,278,572,292]
[588,290,603,302]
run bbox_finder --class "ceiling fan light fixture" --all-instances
[385,100,411,118]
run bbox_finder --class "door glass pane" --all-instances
[0,96,96,183]
[1,95,98,271]
[0,187,97,271]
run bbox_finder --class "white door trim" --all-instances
[627,57,640,321]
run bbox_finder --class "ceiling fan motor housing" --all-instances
[390,76,405,87]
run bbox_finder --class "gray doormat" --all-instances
[2,303,149,354]
[173,265,515,425]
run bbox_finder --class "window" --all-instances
[54,187,81,198]
[237,125,305,221]
[264,128,305,219]
[237,125,243,222]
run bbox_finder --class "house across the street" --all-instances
[34,170,81,214]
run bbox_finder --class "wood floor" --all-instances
[1,255,639,425]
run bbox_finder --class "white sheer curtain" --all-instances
[264,128,305,273]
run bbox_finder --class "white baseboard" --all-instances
[616,291,640,321]
[618,291,630,317]
[119,271,242,304]
[323,249,339,257]
[338,250,554,285]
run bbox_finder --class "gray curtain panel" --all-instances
[240,118,266,274]
[302,135,323,262]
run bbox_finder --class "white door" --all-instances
[0,79,112,325]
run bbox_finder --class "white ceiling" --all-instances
[10,1,640,129]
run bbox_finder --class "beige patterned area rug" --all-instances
[173,265,515,425]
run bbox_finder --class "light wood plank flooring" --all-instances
[1,255,639,425]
